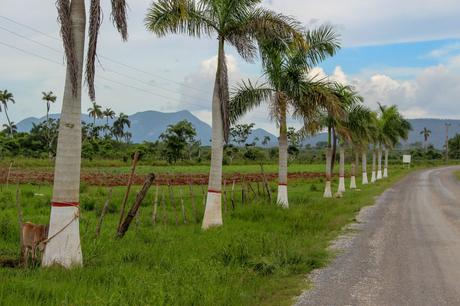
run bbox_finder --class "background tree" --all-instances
[2,122,17,135]
[420,127,432,152]
[0,89,15,137]
[42,91,57,122]
[112,113,131,142]
[230,123,255,146]
[146,0,303,229]
[262,135,271,147]
[160,120,197,164]
[88,102,103,125]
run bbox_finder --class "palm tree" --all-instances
[262,135,271,147]
[0,89,15,137]
[42,0,128,268]
[103,107,116,125]
[230,26,340,207]
[377,104,411,178]
[2,122,17,135]
[146,0,303,229]
[42,91,57,122]
[112,112,131,141]
[346,104,373,189]
[88,102,103,125]
[420,127,431,152]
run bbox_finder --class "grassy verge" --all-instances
[0,166,414,306]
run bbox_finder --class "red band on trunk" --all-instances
[51,201,80,207]
[207,189,221,194]
[278,183,287,186]
[339,176,345,178]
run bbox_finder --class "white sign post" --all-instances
[403,155,411,168]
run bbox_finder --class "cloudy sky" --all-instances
[1,0,460,135]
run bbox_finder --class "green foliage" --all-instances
[160,120,198,164]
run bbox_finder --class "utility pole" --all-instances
[445,123,451,164]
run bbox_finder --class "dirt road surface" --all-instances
[297,166,460,306]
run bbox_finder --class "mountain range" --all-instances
[16,111,460,149]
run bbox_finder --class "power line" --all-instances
[0,18,210,102]
[0,14,210,95]
[0,40,210,109]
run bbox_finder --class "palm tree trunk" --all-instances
[362,151,368,184]
[350,151,357,189]
[42,0,85,268]
[4,109,13,137]
[202,38,225,229]
[337,145,345,193]
[383,148,389,178]
[331,127,337,172]
[377,146,382,180]
[323,148,333,198]
[371,149,377,183]
[277,97,288,208]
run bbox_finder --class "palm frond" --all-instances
[145,0,216,38]
[229,80,273,124]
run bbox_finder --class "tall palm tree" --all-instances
[420,127,431,152]
[346,104,373,189]
[0,89,15,137]
[330,84,363,195]
[42,91,57,122]
[146,0,303,229]
[88,102,103,125]
[378,104,411,178]
[230,26,340,207]
[42,0,128,268]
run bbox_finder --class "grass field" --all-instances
[0,165,415,306]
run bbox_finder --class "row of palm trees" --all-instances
[41,0,410,268]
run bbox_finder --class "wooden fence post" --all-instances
[117,173,155,238]
[152,184,159,225]
[168,180,179,225]
[180,188,187,224]
[96,188,112,238]
[117,151,140,232]
[188,181,198,223]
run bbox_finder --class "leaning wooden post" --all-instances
[188,181,198,223]
[180,188,187,224]
[117,173,155,238]
[117,151,140,232]
[241,175,246,206]
[15,184,24,262]
[96,188,113,238]
[152,184,159,225]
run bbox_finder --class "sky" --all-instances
[1,0,460,135]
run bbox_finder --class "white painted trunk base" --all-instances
[42,207,82,268]
[323,181,332,198]
[202,192,223,230]
[362,172,368,185]
[377,170,383,180]
[350,176,357,189]
[277,185,289,208]
[383,167,388,178]
[338,177,346,193]
[371,171,376,183]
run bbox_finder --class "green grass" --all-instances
[0,166,413,306]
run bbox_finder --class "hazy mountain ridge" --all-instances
[16,112,460,149]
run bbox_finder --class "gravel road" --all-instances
[297,166,460,306]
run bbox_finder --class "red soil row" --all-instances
[0,168,326,186]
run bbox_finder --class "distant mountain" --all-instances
[16,113,458,149]
[16,110,278,146]
[299,118,460,149]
